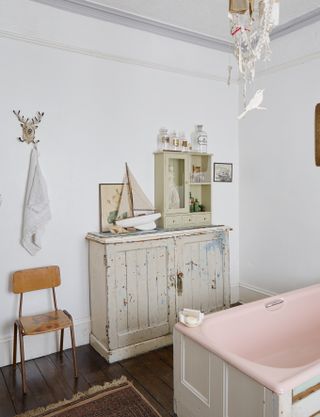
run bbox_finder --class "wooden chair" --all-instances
[12,265,78,394]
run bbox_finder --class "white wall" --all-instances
[239,22,320,299]
[0,0,239,366]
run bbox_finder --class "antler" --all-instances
[13,110,28,125]
[32,111,44,125]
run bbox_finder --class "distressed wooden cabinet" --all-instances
[86,226,230,362]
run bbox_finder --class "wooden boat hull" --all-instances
[116,212,161,230]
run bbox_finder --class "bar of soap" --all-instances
[185,316,199,326]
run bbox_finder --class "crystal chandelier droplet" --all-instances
[229,0,280,84]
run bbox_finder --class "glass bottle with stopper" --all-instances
[189,192,195,212]
[192,124,208,153]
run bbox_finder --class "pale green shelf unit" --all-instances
[154,151,212,229]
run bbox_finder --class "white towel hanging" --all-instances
[21,146,51,255]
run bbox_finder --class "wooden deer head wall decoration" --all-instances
[13,110,44,144]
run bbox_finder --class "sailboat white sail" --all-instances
[116,163,161,230]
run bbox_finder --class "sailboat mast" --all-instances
[126,162,134,215]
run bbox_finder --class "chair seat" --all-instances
[19,310,72,335]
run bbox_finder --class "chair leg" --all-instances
[13,322,18,368]
[60,329,64,355]
[18,328,27,394]
[69,324,78,379]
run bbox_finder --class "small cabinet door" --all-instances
[175,231,229,313]
[106,238,176,350]
[164,153,189,214]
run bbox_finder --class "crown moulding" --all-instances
[31,0,233,52]
[31,0,320,53]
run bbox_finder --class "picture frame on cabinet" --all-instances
[213,163,233,183]
[99,183,123,232]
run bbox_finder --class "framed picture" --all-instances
[99,183,123,232]
[315,103,320,166]
[213,163,233,183]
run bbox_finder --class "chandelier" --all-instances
[229,0,280,89]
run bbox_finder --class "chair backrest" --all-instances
[12,266,61,294]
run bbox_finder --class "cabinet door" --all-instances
[107,238,176,349]
[164,153,189,214]
[176,232,229,313]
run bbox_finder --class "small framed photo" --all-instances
[99,183,123,232]
[213,163,233,183]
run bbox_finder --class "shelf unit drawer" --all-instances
[195,213,211,225]
[182,215,193,226]
[164,216,182,228]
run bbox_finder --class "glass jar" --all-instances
[172,138,180,151]
[181,140,189,152]
[157,128,170,151]
[177,131,184,150]
[169,131,178,151]
[192,124,208,153]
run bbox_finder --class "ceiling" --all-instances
[88,0,320,41]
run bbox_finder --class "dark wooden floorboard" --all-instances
[24,360,57,408]
[1,362,41,416]
[49,351,90,394]
[120,356,174,415]
[130,350,173,389]
[65,345,109,387]
[0,369,16,417]
[0,344,174,417]
[155,345,174,368]
[35,355,75,402]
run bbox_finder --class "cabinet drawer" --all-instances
[195,213,211,224]
[165,216,182,228]
[182,215,194,226]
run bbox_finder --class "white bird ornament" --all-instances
[238,89,266,120]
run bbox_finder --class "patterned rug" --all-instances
[15,377,161,417]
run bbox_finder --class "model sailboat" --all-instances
[116,163,161,231]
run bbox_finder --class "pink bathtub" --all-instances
[175,284,320,394]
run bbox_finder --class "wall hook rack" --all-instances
[13,110,44,144]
